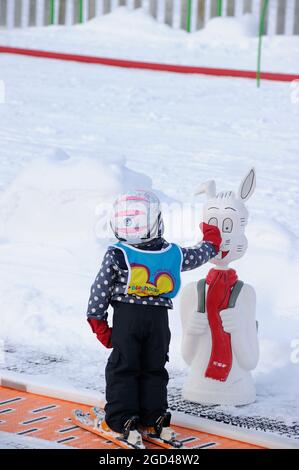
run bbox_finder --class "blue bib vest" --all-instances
[114,242,183,299]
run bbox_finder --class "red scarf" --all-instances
[205,268,238,382]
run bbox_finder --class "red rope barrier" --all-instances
[0,45,298,82]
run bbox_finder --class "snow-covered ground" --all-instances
[0,8,298,428]
[0,8,299,73]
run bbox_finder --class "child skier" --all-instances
[87,190,221,449]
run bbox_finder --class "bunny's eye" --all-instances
[222,218,233,233]
[208,217,218,227]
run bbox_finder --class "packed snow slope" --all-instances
[0,8,298,425]
[0,8,299,73]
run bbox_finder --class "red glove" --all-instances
[88,318,113,349]
[200,222,222,252]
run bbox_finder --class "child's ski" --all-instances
[72,409,145,450]
[91,407,186,450]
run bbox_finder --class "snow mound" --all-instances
[76,7,180,39]
[0,148,153,246]
[199,14,259,42]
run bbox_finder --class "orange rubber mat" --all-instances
[0,386,261,449]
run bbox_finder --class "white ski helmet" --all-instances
[110,190,164,245]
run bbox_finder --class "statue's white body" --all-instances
[180,169,259,406]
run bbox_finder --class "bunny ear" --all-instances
[238,168,256,202]
[195,180,216,198]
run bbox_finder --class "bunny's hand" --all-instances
[186,311,209,336]
[220,308,242,334]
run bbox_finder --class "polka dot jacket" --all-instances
[87,238,218,321]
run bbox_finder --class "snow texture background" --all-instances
[0,8,298,428]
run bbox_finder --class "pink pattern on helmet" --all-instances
[117,226,147,234]
[115,210,146,217]
[119,196,148,202]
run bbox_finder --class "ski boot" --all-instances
[140,412,184,449]
[121,415,145,449]
[90,407,145,449]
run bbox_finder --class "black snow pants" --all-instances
[104,301,171,433]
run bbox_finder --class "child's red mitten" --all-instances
[200,222,222,252]
[88,318,113,349]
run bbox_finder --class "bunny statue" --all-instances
[180,169,259,406]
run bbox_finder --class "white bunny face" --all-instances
[197,169,256,268]
[203,192,248,266]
